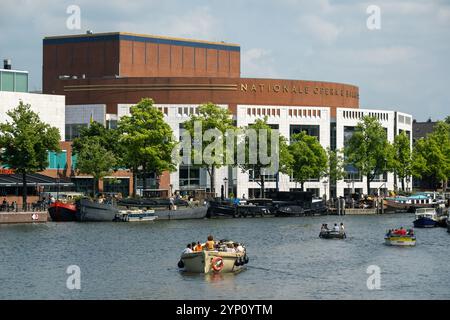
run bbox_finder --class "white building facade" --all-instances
[66,103,412,199]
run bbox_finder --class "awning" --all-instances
[0,173,74,187]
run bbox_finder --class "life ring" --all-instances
[211,257,224,272]
[31,213,39,221]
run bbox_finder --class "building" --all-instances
[42,32,412,198]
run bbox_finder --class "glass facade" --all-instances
[47,151,67,169]
[290,124,320,140]
[0,70,28,92]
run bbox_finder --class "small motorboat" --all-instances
[178,241,249,274]
[385,229,416,246]
[114,209,158,222]
[319,229,346,239]
[413,208,439,228]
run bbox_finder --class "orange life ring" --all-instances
[211,256,224,272]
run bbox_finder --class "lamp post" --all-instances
[322,180,328,203]
[223,177,228,199]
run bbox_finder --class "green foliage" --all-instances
[118,98,177,195]
[72,121,124,167]
[238,117,292,197]
[392,131,412,191]
[326,148,346,184]
[183,103,235,193]
[288,131,327,189]
[0,102,61,208]
[344,116,391,194]
[412,121,450,189]
[75,137,116,195]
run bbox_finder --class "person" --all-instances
[226,243,236,253]
[340,223,345,233]
[191,242,196,251]
[320,224,327,232]
[242,194,246,200]
[205,235,215,250]
[182,244,193,255]
[194,241,203,252]
[323,223,329,230]
[333,223,340,232]
[234,243,244,253]
[399,227,407,235]
[169,195,175,210]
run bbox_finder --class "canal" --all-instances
[1,213,449,299]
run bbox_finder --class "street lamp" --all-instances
[322,180,328,203]
[223,177,228,199]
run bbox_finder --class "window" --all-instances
[47,151,67,169]
[179,166,201,189]
[290,125,320,140]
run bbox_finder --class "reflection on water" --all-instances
[1,214,450,299]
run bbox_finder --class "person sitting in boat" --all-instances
[194,241,203,252]
[333,223,340,232]
[226,243,236,253]
[340,223,345,233]
[407,229,414,236]
[205,235,216,251]
[182,243,193,254]
[234,243,245,253]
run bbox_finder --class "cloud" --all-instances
[241,48,279,78]
[299,15,342,45]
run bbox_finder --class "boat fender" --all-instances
[244,255,249,264]
[211,257,224,272]
[178,260,184,268]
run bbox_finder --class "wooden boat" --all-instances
[179,242,249,273]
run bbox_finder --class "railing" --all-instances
[0,202,49,213]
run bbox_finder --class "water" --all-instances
[1,214,449,300]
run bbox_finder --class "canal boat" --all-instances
[384,193,445,213]
[48,201,77,221]
[319,230,346,239]
[77,197,207,222]
[178,242,249,273]
[413,208,439,228]
[385,229,416,246]
[207,198,272,218]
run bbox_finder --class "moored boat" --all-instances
[413,208,438,228]
[384,193,445,213]
[385,229,416,246]
[76,198,118,222]
[48,201,77,222]
[114,209,158,222]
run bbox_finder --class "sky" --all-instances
[0,0,449,121]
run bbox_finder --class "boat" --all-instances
[413,208,439,228]
[76,197,208,222]
[48,201,77,221]
[385,229,416,246]
[76,198,119,222]
[447,216,450,233]
[384,193,445,213]
[178,241,249,273]
[207,198,272,218]
[319,229,346,239]
[114,209,158,222]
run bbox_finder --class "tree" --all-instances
[344,116,391,195]
[0,102,61,209]
[118,98,177,197]
[288,131,328,191]
[72,121,124,166]
[239,117,292,198]
[412,121,450,191]
[326,148,346,186]
[183,103,235,196]
[75,137,116,196]
[392,131,412,192]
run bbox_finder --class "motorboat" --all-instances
[114,209,158,222]
[385,229,416,246]
[178,241,249,273]
[319,229,346,239]
[413,208,439,228]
